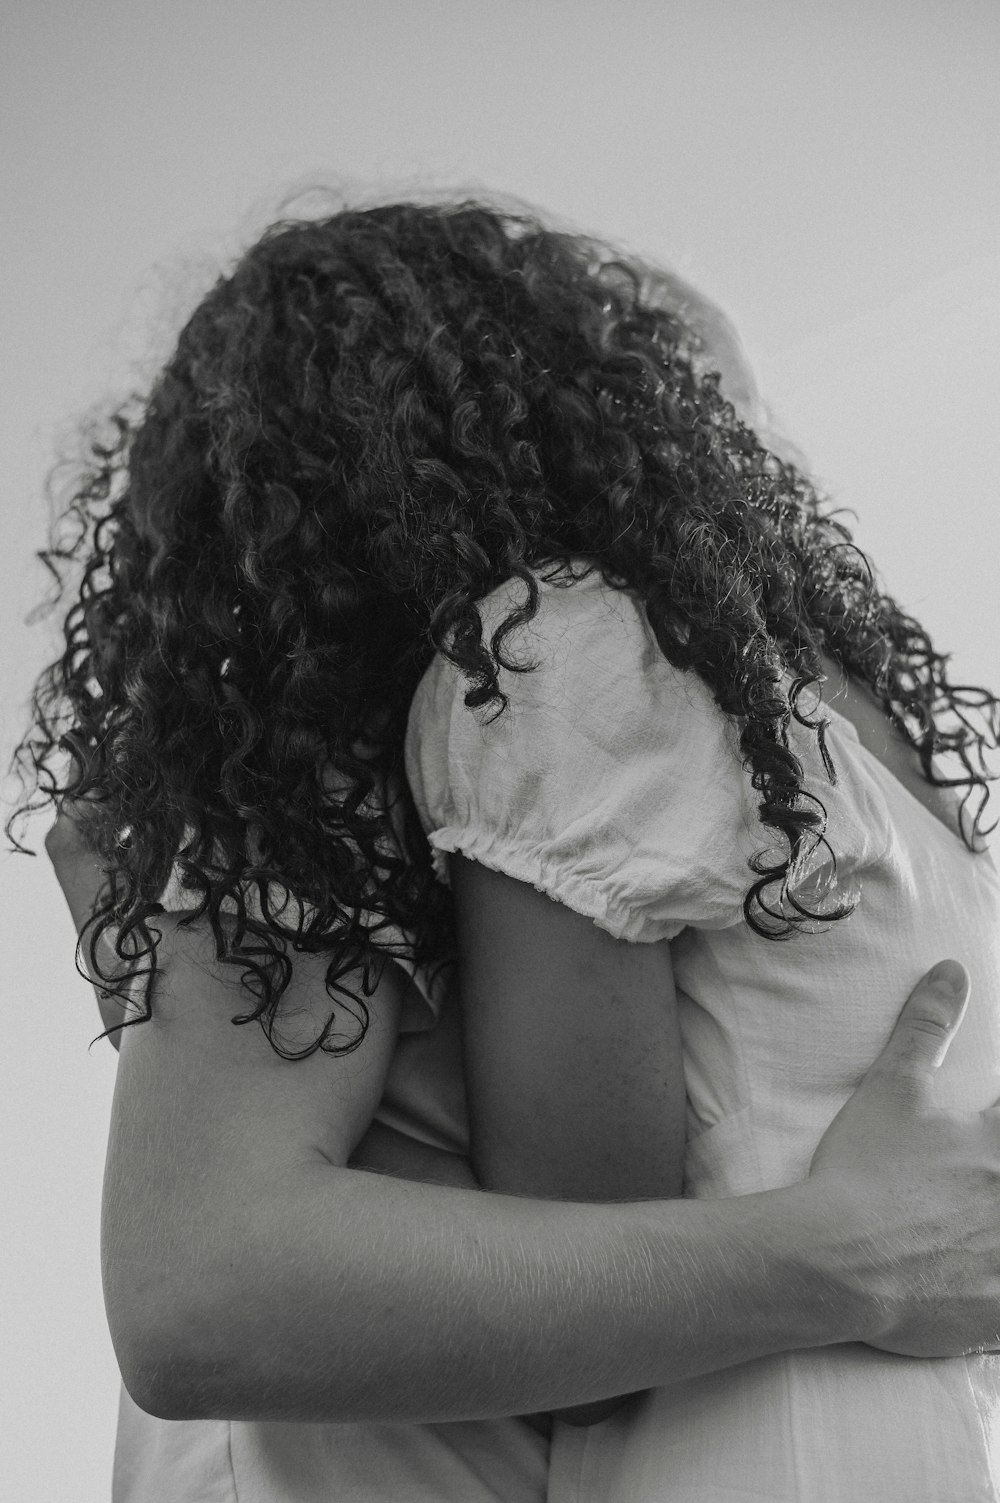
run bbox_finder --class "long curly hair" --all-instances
[8,194,999,1057]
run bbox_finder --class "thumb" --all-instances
[871,959,970,1085]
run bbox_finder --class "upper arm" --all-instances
[450,853,687,1203]
[102,913,405,1382]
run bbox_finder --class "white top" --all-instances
[114,558,1000,1501]
[405,560,1000,1503]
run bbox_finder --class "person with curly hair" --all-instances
[15,195,1000,1501]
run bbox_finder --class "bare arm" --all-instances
[44,811,1000,1424]
[453,856,686,1201]
[452,851,687,1424]
[101,909,837,1422]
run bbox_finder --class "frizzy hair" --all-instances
[7,194,999,1057]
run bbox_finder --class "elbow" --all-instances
[110,1308,240,1422]
[101,1181,363,1424]
[119,1351,223,1423]
[103,1209,266,1420]
[104,1254,248,1421]
[106,1278,360,1424]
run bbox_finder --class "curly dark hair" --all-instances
[8,193,999,1057]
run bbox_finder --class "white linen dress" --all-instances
[403,560,1000,1503]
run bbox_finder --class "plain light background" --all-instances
[2,2,998,1497]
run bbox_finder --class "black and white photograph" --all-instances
[3,3,1000,1499]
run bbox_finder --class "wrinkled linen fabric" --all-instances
[406,560,1000,1503]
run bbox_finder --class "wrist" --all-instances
[766,1177,880,1348]
[671,1182,871,1362]
[622,1184,869,1384]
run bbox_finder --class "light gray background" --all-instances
[2,2,998,1497]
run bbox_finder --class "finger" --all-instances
[871,960,970,1083]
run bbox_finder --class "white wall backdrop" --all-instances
[2,2,997,1497]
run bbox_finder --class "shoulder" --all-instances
[408,557,730,757]
[472,557,657,683]
[404,560,754,941]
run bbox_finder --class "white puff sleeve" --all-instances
[404,565,759,944]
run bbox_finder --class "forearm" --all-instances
[453,853,690,1423]
[469,1094,685,1429]
[120,1162,859,1424]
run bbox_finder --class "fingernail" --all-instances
[927,959,966,996]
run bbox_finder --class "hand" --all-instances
[804,959,1000,1358]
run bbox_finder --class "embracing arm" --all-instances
[45,813,1000,1424]
[101,909,833,1423]
[99,908,1000,1426]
